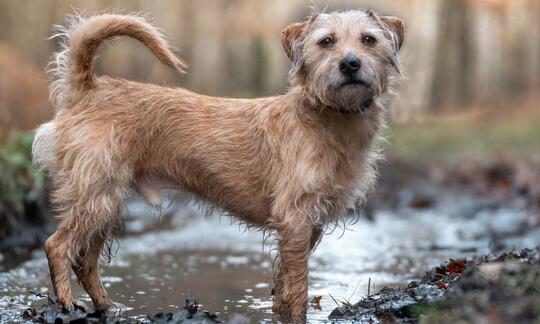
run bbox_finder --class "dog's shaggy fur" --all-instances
[33,9,404,320]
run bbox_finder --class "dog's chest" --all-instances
[339,119,380,193]
[297,121,378,200]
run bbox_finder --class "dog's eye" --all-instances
[319,37,335,47]
[362,35,377,46]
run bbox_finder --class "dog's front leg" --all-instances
[273,215,313,321]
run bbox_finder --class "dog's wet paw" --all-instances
[72,299,89,312]
[110,301,128,311]
[96,300,128,313]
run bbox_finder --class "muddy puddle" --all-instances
[1,193,539,323]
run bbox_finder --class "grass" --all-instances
[386,106,540,161]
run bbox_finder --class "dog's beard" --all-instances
[337,85,375,106]
[315,82,379,113]
[309,68,382,113]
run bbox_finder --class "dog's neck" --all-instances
[282,88,384,146]
[290,85,378,115]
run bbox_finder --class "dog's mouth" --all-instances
[340,79,371,88]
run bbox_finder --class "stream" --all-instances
[1,191,539,323]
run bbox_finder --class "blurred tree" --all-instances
[0,0,538,128]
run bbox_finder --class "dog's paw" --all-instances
[72,299,89,312]
[96,300,128,313]
[59,298,87,313]
[110,301,128,311]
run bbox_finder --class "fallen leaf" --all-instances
[446,259,467,273]
[434,281,447,289]
[310,295,322,310]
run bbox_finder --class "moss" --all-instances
[0,131,48,239]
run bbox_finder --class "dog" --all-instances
[33,8,404,321]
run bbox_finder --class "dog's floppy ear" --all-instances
[281,22,305,60]
[281,22,306,79]
[380,16,404,52]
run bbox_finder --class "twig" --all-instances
[347,279,362,302]
[328,293,341,307]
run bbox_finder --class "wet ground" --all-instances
[329,248,540,323]
[1,182,539,323]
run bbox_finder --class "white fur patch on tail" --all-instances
[32,122,58,171]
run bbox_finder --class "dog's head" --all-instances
[281,9,404,113]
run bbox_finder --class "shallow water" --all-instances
[1,194,539,323]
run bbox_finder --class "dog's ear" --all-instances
[281,22,305,60]
[281,22,306,79]
[380,16,404,52]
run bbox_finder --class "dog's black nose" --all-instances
[339,54,361,75]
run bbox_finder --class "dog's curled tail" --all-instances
[49,13,186,109]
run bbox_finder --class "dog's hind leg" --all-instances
[73,181,129,310]
[45,151,132,311]
[44,227,79,310]
[71,232,122,309]
[46,184,128,310]
[45,224,120,311]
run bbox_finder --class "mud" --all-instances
[330,248,540,323]
[21,293,250,323]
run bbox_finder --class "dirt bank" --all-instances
[330,248,540,323]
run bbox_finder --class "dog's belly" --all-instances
[132,104,276,226]
[135,173,272,227]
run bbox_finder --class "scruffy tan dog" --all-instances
[33,8,404,321]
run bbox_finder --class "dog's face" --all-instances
[282,10,404,112]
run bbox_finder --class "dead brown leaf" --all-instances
[446,259,467,273]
